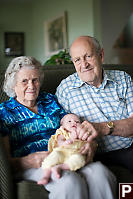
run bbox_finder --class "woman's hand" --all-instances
[2,136,49,171]
[79,140,98,163]
[76,121,98,142]
[10,151,49,172]
[20,151,49,169]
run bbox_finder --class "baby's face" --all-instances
[62,114,80,132]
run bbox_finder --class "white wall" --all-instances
[100,0,133,64]
[0,0,133,68]
[0,0,95,68]
[31,0,95,63]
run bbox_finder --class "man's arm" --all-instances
[75,117,133,143]
[92,117,133,137]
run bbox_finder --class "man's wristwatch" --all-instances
[107,121,114,135]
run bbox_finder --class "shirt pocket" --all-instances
[114,94,128,118]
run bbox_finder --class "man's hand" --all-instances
[76,121,98,142]
[79,140,98,163]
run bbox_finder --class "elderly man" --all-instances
[56,35,133,172]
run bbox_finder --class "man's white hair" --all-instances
[69,36,102,56]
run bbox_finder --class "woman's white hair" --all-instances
[3,56,44,97]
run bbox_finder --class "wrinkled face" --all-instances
[62,114,81,132]
[14,67,40,105]
[71,38,104,87]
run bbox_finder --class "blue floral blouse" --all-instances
[0,92,66,157]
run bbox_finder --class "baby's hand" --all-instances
[63,127,79,145]
[70,128,78,140]
[63,138,74,145]
[57,134,66,146]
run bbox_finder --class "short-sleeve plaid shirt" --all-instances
[56,69,133,152]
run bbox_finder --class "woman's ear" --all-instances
[100,48,104,63]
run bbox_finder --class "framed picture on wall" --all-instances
[4,32,24,56]
[44,12,68,56]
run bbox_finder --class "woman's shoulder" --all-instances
[37,91,65,115]
[38,91,56,98]
[0,98,13,110]
[38,91,57,102]
[0,98,15,120]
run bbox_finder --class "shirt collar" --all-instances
[70,70,118,90]
[6,97,22,109]
[6,92,53,110]
[6,93,42,110]
[102,69,118,86]
[70,73,85,89]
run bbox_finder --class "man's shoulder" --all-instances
[105,69,131,80]
[57,72,77,89]
[105,69,130,75]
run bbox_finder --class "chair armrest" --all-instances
[0,134,14,199]
[17,180,48,199]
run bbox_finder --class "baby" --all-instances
[38,113,89,185]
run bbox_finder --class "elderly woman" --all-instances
[0,56,116,199]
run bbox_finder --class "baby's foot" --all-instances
[51,165,61,179]
[52,164,70,179]
[37,169,51,185]
[37,177,49,185]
